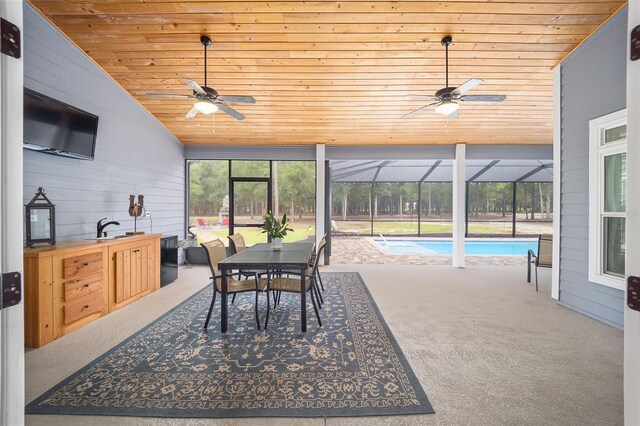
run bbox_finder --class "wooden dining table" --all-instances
[217,242,315,333]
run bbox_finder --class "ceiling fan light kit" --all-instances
[402,36,506,120]
[435,100,459,115]
[144,35,256,122]
[194,100,218,114]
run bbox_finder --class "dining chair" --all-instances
[201,239,267,330]
[263,240,326,329]
[312,234,327,294]
[228,233,267,277]
[527,234,553,292]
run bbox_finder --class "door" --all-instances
[229,177,272,244]
[0,1,24,425]
[625,3,640,424]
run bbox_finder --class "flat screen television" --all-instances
[23,88,99,160]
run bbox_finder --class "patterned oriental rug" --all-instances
[26,272,434,418]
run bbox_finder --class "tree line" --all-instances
[332,182,553,220]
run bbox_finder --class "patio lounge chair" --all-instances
[527,234,553,292]
[331,219,361,237]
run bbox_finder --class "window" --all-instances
[589,110,627,289]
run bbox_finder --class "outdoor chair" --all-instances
[197,217,209,228]
[201,239,267,330]
[228,233,267,280]
[311,234,327,293]
[527,234,553,292]
[263,240,326,329]
[330,219,361,237]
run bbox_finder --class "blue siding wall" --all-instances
[559,8,627,329]
[23,4,185,241]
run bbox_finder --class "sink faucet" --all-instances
[97,218,120,238]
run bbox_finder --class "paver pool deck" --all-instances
[330,237,528,266]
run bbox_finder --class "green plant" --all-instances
[261,211,293,239]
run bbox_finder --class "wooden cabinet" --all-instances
[24,234,161,347]
[110,239,157,310]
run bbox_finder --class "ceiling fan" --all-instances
[402,36,506,120]
[145,35,255,121]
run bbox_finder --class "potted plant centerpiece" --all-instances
[261,211,293,250]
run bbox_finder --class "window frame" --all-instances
[588,109,627,289]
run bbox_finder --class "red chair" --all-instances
[197,218,209,228]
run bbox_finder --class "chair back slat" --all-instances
[201,239,228,278]
[538,234,553,267]
[228,234,246,255]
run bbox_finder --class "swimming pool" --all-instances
[373,238,538,256]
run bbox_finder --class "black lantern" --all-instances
[25,187,56,248]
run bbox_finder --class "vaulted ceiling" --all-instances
[28,1,626,146]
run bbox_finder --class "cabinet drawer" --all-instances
[64,252,103,279]
[64,273,102,302]
[64,292,103,325]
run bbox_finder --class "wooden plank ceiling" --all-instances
[29,1,626,146]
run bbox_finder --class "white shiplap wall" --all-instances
[23,3,185,241]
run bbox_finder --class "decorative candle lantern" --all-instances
[25,187,56,248]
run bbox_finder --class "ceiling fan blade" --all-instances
[217,103,245,121]
[447,110,459,120]
[452,78,483,96]
[185,105,199,119]
[459,94,506,102]
[401,102,439,119]
[182,77,206,95]
[218,95,256,104]
[403,94,438,99]
[144,93,194,99]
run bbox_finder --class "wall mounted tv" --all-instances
[24,88,99,160]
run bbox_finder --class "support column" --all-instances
[465,182,469,237]
[370,183,374,236]
[512,182,517,237]
[315,144,326,264]
[452,144,466,267]
[324,161,331,263]
[625,3,640,424]
[552,66,561,300]
[417,182,422,237]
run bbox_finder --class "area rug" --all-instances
[26,272,434,418]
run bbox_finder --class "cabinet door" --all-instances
[138,244,150,294]
[113,248,132,304]
[114,244,151,305]
[129,246,146,297]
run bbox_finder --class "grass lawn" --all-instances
[209,227,315,245]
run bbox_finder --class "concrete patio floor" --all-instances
[25,264,622,426]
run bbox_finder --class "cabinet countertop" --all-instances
[24,234,162,258]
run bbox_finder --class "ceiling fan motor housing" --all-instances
[198,86,218,99]
[435,87,457,99]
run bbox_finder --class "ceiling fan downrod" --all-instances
[200,35,212,88]
[441,36,452,89]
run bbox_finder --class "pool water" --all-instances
[374,238,538,255]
